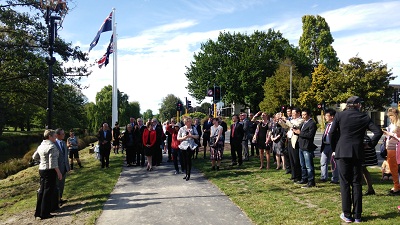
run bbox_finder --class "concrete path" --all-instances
[96,155,254,225]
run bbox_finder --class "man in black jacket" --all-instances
[329,96,382,223]
[293,108,317,188]
[230,114,244,166]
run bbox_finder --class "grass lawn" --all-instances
[193,147,400,224]
[1,144,399,225]
[0,146,123,224]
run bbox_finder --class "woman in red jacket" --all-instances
[166,123,183,174]
[142,121,157,171]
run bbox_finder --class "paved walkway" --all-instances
[96,154,254,225]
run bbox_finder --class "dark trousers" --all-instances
[167,142,172,161]
[100,146,111,168]
[288,141,301,180]
[182,149,193,177]
[126,145,135,165]
[230,141,243,165]
[337,158,363,219]
[35,169,56,218]
[137,146,145,166]
[172,148,184,172]
[152,146,162,166]
[250,138,259,156]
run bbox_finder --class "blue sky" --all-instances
[60,0,400,113]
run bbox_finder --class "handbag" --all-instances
[209,128,219,147]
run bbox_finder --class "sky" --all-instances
[59,0,400,114]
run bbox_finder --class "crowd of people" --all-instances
[32,96,400,221]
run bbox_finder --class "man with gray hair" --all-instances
[55,128,70,206]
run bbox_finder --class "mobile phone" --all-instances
[382,128,387,131]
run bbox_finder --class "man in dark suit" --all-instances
[137,118,146,166]
[329,96,382,223]
[293,108,317,188]
[98,122,112,168]
[55,128,70,206]
[230,114,244,166]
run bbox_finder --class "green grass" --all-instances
[193,148,400,225]
[0,146,123,224]
[1,145,399,225]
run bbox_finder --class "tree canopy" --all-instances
[299,15,339,70]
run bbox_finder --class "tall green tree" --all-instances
[298,57,393,112]
[260,59,311,114]
[185,30,309,113]
[0,0,91,134]
[143,109,153,122]
[159,94,182,122]
[299,15,339,70]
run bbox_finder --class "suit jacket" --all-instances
[98,129,112,150]
[329,108,382,159]
[230,122,244,144]
[242,118,251,140]
[56,140,70,175]
[320,122,333,153]
[298,118,317,151]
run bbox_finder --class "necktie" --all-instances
[59,141,63,153]
[324,123,331,142]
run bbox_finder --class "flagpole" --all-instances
[112,8,118,126]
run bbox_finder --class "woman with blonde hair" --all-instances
[382,107,400,195]
[177,117,199,181]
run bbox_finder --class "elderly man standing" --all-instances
[329,96,382,223]
[55,128,70,206]
[98,123,112,168]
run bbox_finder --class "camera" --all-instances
[292,125,299,130]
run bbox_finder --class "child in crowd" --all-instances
[381,157,392,181]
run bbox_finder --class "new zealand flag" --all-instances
[89,12,112,52]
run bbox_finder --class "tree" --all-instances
[185,30,309,113]
[260,59,311,114]
[143,109,153,122]
[0,1,91,134]
[158,94,182,122]
[299,15,339,70]
[298,57,393,112]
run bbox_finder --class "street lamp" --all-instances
[39,0,68,128]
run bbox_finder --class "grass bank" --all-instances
[193,148,399,224]
[0,145,123,225]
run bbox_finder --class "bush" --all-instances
[0,141,9,152]
[0,158,29,179]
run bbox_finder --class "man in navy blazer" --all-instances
[230,114,244,166]
[98,123,113,168]
[329,96,382,223]
[293,108,317,188]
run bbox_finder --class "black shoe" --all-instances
[40,214,54,220]
[211,166,216,171]
[183,175,187,179]
[319,179,327,183]
[296,180,308,184]
[59,199,68,206]
[301,182,316,188]
[186,176,190,181]
[285,170,291,174]
[364,190,375,196]
[389,190,400,195]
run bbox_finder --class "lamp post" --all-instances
[40,0,67,128]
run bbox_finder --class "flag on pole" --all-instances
[98,34,113,68]
[89,12,113,52]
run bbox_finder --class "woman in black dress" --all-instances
[253,112,271,170]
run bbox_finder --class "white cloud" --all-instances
[78,1,400,115]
